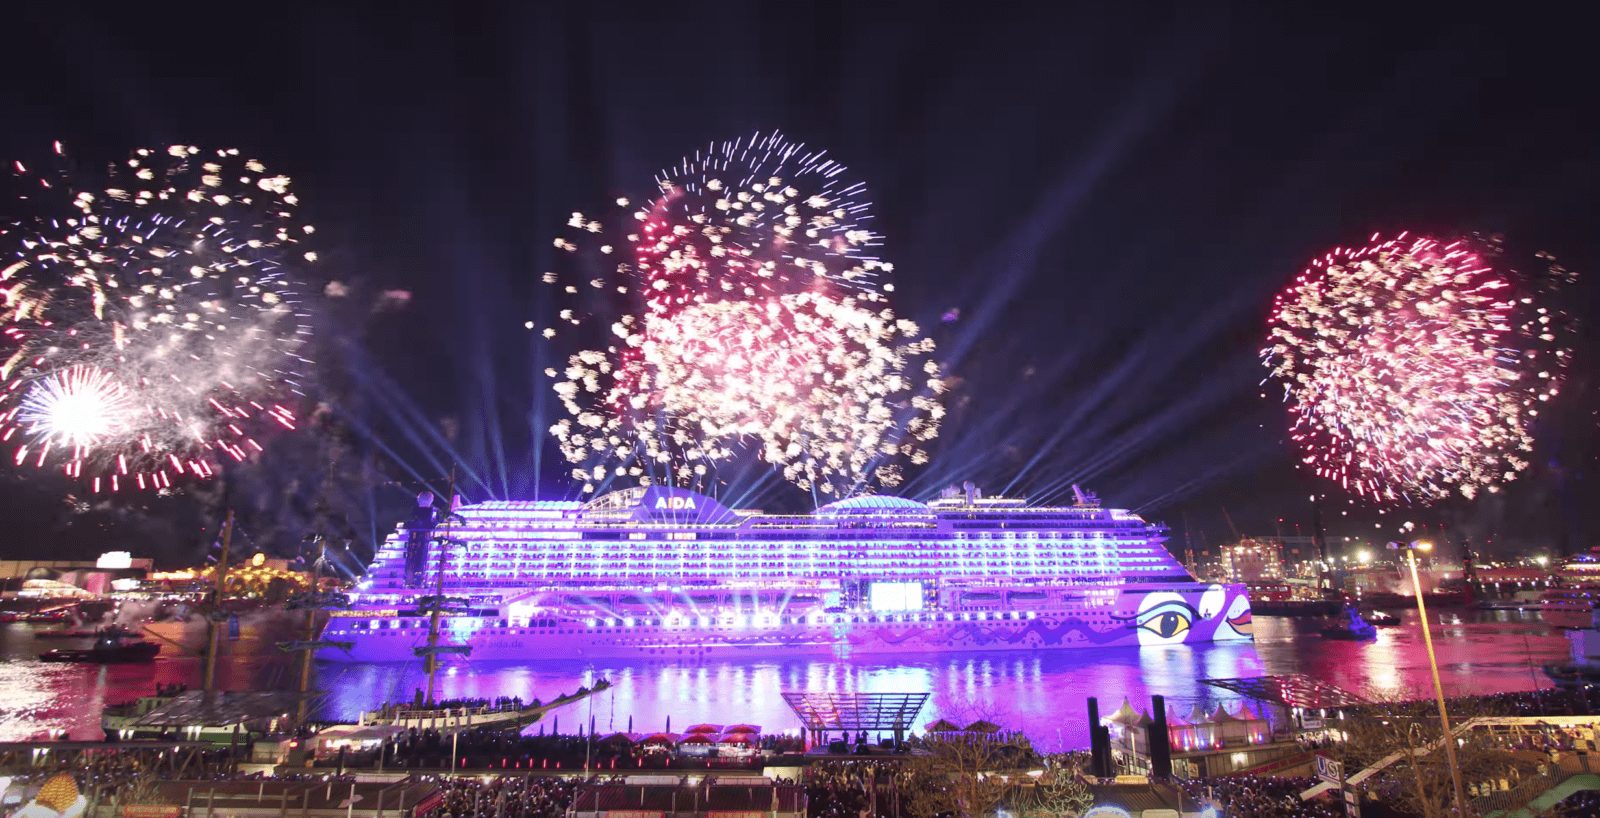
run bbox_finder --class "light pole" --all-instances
[1395,539,1468,815]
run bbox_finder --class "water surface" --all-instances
[0,609,1567,750]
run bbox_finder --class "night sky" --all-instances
[0,2,1595,565]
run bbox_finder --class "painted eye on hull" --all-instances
[1132,597,1197,646]
[1143,609,1191,640]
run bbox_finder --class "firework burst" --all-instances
[1263,233,1573,504]
[539,132,943,496]
[0,144,313,492]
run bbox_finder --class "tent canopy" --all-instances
[1105,699,1152,727]
[683,723,722,734]
[925,719,961,732]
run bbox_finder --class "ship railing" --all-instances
[377,700,536,721]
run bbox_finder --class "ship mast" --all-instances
[201,510,235,697]
[415,467,470,706]
[294,537,324,724]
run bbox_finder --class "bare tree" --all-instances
[901,732,1040,818]
[1013,753,1094,818]
[1331,687,1543,818]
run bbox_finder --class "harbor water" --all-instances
[0,609,1570,750]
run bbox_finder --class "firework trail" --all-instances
[0,144,313,492]
[1262,232,1573,504]
[537,132,944,496]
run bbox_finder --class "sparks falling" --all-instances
[538,131,944,496]
[0,144,313,491]
[1262,233,1574,504]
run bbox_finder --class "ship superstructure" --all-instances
[320,484,1252,661]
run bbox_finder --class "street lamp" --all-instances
[1391,539,1468,815]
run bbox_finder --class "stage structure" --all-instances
[781,692,930,748]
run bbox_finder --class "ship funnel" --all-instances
[1072,484,1088,505]
[963,481,977,506]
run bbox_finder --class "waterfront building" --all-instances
[1219,538,1285,583]
[321,484,1253,661]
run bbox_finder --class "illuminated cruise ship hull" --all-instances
[321,485,1252,662]
[322,583,1252,661]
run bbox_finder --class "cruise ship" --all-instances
[319,484,1253,662]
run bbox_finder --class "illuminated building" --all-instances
[1219,538,1285,583]
[320,484,1253,661]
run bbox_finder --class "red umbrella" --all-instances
[722,724,760,734]
[684,723,721,734]
[678,733,716,745]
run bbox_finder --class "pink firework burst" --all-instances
[1262,232,1573,504]
[537,132,943,496]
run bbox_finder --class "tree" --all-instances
[901,732,1038,818]
[1331,688,1543,818]
[1013,753,1094,818]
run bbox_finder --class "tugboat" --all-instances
[1319,604,1379,640]
[1545,608,1600,688]
[39,632,161,663]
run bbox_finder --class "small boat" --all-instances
[1319,605,1378,640]
[1545,664,1600,688]
[39,635,161,663]
[1546,609,1600,688]
[1362,610,1400,627]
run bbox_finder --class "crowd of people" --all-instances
[1181,775,1343,818]
[425,774,578,818]
[1469,687,1600,716]
[802,761,888,818]
[1552,787,1600,817]
[2,746,237,802]
[379,727,778,770]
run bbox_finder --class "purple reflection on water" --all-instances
[0,610,1570,751]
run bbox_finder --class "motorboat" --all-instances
[1319,605,1378,640]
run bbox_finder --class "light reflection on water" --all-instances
[0,610,1571,750]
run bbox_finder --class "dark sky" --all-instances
[0,2,1596,564]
